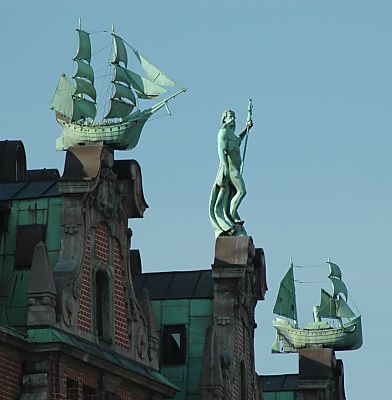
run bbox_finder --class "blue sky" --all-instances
[1,1,390,397]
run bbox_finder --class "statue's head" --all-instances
[221,110,236,127]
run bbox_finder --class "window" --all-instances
[15,224,46,269]
[0,204,9,234]
[82,385,97,400]
[95,270,110,340]
[162,325,186,365]
[66,378,78,400]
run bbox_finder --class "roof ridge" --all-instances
[139,268,211,275]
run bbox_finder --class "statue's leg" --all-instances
[214,186,234,232]
[229,173,246,223]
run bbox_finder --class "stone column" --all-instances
[299,348,346,400]
[201,236,267,400]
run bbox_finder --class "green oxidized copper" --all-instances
[271,259,363,353]
[50,23,186,151]
[209,101,253,238]
[273,263,298,325]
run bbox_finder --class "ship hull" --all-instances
[55,116,149,151]
[272,315,362,353]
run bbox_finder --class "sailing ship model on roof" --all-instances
[271,259,362,353]
[51,21,186,151]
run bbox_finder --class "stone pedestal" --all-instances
[299,348,345,400]
[201,236,267,400]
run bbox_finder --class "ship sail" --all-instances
[74,78,97,102]
[52,22,187,152]
[113,33,128,66]
[336,296,356,318]
[72,28,96,120]
[50,74,74,118]
[329,276,348,300]
[272,258,362,354]
[124,68,167,99]
[273,263,298,324]
[318,262,355,319]
[75,28,92,63]
[74,60,94,83]
[318,289,337,318]
[105,32,168,119]
[50,27,97,122]
[319,288,356,319]
[105,33,135,119]
[133,50,176,87]
[327,261,342,279]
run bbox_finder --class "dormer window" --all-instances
[15,224,46,269]
[162,325,186,365]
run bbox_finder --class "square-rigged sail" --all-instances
[51,23,187,151]
[51,27,96,122]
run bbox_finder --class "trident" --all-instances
[240,98,253,175]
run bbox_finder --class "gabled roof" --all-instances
[133,269,213,300]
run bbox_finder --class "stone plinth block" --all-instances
[299,348,335,379]
[213,236,255,267]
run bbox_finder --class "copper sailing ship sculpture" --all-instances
[51,21,186,151]
[272,259,362,353]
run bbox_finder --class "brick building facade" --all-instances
[0,140,176,399]
[0,139,347,400]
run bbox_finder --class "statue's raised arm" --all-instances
[209,109,253,238]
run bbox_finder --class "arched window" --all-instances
[95,270,110,340]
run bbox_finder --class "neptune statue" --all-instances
[209,106,253,238]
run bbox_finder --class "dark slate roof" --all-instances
[0,180,59,201]
[133,269,213,300]
[26,169,60,181]
[258,374,299,393]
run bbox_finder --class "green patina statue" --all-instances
[51,22,186,151]
[209,104,253,238]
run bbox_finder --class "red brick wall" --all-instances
[232,319,255,400]
[95,224,109,263]
[117,389,132,400]
[0,352,22,400]
[77,232,93,333]
[113,239,130,349]
[232,319,243,400]
[50,363,137,399]
[52,363,98,399]
[245,325,253,400]
[77,223,130,348]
